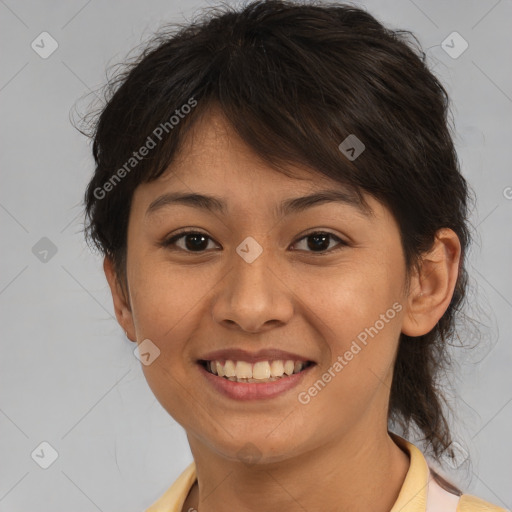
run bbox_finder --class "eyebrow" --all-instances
[145,189,373,218]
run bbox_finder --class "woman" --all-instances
[81,1,507,510]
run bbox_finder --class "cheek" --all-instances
[128,259,205,342]
[127,261,205,414]
[298,257,403,343]
[297,259,404,403]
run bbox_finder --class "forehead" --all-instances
[133,106,381,222]
[167,108,298,185]
[167,105,337,185]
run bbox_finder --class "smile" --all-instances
[198,358,316,400]
[200,359,314,383]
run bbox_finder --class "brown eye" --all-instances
[291,232,346,254]
[161,230,346,255]
[162,230,219,252]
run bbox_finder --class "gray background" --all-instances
[1,0,511,510]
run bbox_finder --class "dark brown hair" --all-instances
[81,0,473,466]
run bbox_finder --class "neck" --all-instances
[183,429,410,512]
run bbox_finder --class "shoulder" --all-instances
[457,493,509,512]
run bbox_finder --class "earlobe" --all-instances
[401,228,461,337]
[103,257,137,342]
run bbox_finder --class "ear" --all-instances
[103,256,137,342]
[401,228,462,337]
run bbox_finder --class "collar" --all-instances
[389,432,430,512]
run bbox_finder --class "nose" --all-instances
[211,243,294,333]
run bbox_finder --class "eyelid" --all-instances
[291,230,347,254]
[161,228,347,254]
[161,228,219,250]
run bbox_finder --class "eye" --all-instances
[291,231,346,254]
[161,230,219,252]
[161,229,346,254]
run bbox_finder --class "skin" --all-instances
[104,107,461,512]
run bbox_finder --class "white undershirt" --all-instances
[426,470,461,512]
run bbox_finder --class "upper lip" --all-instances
[198,348,315,364]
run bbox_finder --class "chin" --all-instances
[203,427,312,467]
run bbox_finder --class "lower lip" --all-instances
[198,363,314,400]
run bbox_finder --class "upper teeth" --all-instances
[206,359,308,379]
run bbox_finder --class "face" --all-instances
[114,108,413,464]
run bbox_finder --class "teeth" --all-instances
[215,361,225,377]
[235,361,252,379]
[204,358,310,382]
[270,360,284,377]
[224,360,236,377]
[284,360,295,375]
[252,361,271,380]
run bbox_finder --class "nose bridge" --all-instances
[235,236,274,290]
[211,234,293,332]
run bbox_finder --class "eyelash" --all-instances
[160,229,347,255]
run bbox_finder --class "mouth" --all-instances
[198,358,315,383]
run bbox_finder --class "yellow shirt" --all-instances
[145,435,507,512]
